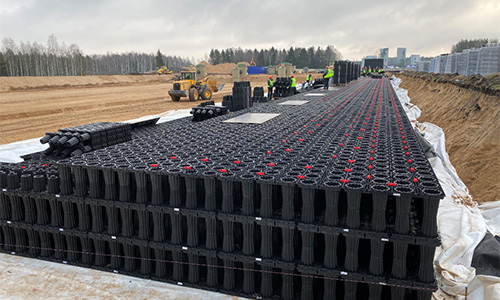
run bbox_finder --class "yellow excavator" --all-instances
[168,66,224,101]
[157,66,173,75]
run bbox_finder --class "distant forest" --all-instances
[0,35,344,77]
[451,38,498,53]
[208,45,343,68]
[0,35,191,77]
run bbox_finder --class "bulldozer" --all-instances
[157,66,173,75]
[168,65,224,101]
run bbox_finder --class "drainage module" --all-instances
[0,76,443,300]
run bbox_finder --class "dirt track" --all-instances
[0,73,312,144]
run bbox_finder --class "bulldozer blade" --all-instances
[217,83,225,91]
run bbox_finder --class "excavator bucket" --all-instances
[217,83,225,91]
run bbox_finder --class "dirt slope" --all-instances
[401,71,500,97]
[398,75,500,203]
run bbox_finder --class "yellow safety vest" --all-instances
[291,78,296,87]
[267,79,273,88]
[324,69,333,78]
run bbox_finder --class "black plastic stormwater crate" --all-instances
[252,87,268,103]
[274,77,293,98]
[190,101,228,122]
[222,82,252,112]
[39,122,132,158]
[0,77,443,299]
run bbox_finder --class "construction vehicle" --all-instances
[250,58,256,66]
[157,66,173,75]
[168,65,224,101]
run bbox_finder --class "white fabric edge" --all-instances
[391,76,500,300]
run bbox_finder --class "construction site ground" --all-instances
[0,69,498,204]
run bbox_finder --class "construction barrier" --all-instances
[417,43,500,76]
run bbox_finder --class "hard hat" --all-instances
[291,74,294,77]
[269,76,272,79]
[326,66,329,68]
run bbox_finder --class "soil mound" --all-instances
[199,61,251,74]
[401,71,500,97]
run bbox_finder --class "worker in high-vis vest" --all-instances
[323,66,333,89]
[290,74,297,94]
[363,67,367,76]
[267,76,274,100]
[368,67,372,74]
[306,73,312,84]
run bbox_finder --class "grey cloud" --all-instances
[0,0,498,61]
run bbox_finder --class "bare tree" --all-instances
[1,36,192,77]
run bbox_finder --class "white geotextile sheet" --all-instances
[392,76,500,300]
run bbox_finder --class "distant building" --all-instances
[387,57,398,66]
[410,54,421,65]
[366,55,376,59]
[397,48,407,67]
[380,48,389,68]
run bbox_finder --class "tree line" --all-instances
[451,38,498,53]
[208,45,343,69]
[0,35,192,77]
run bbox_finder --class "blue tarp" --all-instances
[247,66,268,74]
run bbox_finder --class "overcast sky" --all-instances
[1,0,499,61]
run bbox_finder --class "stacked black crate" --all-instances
[252,87,267,102]
[190,102,229,122]
[221,95,233,111]
[339,61,348,84]
[347,61,353,82]
[354,64,360,79]
[231,81,252,112]
[274,77,292,98]
[40,122,132,158]
[0,77,443,300]
[333,62,340,85]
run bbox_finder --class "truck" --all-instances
[157,66,173,75]
[168,65,224,102]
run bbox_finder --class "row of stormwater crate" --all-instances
[0,190,437,281]
[333,61,361,84]
[416,43,500,76]
[0,165,439,238]
[1,219,434,300]
[0,77,442,299]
